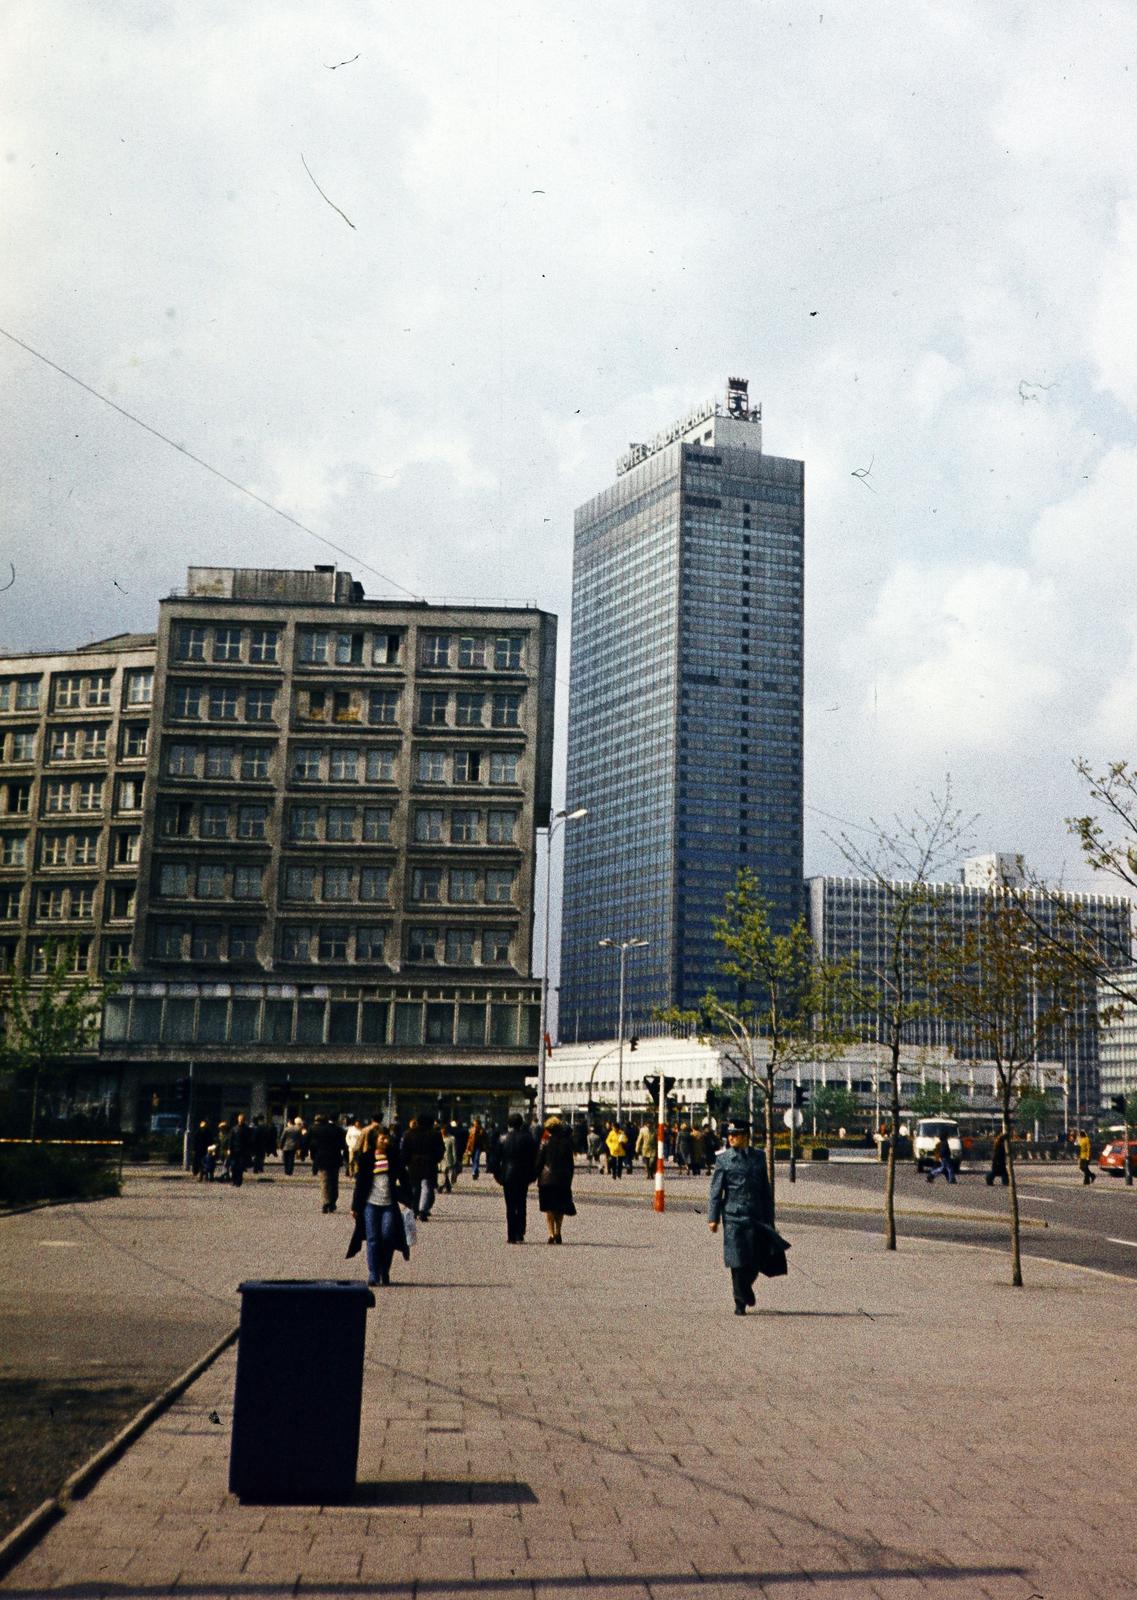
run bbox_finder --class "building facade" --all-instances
[808,860,1133,1116]
[1096,967,1137,1107]
[559,379,804,1041]
[2,568,557,1129]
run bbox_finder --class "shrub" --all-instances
[0,1144,122,1204]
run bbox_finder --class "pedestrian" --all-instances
[707,1118,788,1315]
[280,1116,303,1176]
[676,1123,693,1174]
[535,1116,576,1244]
[402,1112,446,1220]
[191,1119,211,1180]
[227,1114,253,1188]
[586,1124,603,1172]
[926,1130,957,1185]
[986,1128,1009,1186]
[250,1115,270,1175]
[347,1122,411,1287]
[492,1113,537,1242]
[216,1120,230,1182]
[201,1139,217,1182]
[466,1116,487,1179]
[689,1124,705,1178]
[635,1120,655,1177]
[605,1120,628,1178]
[309,1113,348,1212]
[440,1122,459,1192]
[1077,1128,1096,1185]
[702,1121,720,1165]
[344,1116,364,1178]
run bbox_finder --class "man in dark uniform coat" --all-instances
[708,1118,782,1315]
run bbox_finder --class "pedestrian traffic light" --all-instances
[629,1035,639,1052]
[793,1083,808,1107]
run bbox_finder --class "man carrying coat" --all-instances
[708,1118,787,1315]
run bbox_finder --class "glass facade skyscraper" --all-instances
[559,380,804,1042]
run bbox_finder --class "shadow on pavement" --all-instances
[353,1478,538,1506]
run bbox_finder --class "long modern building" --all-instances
[808,856,1133,1116]
[559,379,805,1041]
[1,567,557,1130]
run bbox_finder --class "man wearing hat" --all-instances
[708,1118,782,1315]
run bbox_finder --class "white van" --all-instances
[913,1118,962,1172]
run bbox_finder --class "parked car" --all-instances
[1098,1139,1137,1175]
[913,1118,962,1173]
[149,1113,184,1134]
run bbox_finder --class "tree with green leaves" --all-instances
[658,869,856,1212]
[908,1081,962,1119]
[808,1083,860,1134]
[926,895,1090,1287]
[0,943,111,1140]
[830,782,974,1250]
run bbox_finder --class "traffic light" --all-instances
[793,1083,808,1108]
[643,1075,676,1106]
[706,1086,719,1115]
[629,1035,639,1052]
[1113,1094,1128,1116]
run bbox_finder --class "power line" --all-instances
[0,325,423,601]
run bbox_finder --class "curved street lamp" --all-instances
[536,806,587,1124]
[598,936,649,1122]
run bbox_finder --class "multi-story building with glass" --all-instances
[808,859,1133,1117]
[1096,967,1137,1108]
[0,635,156,988]
[559,379,804,1041]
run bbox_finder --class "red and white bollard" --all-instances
[653,1078,666,1213]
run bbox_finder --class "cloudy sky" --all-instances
[4,0,1137,905]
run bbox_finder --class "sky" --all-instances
[4,0,1137,924]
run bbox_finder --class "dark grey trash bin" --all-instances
[229,1279,374,1503]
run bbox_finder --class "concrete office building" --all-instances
[2,568,557,1129]
[808,857,1133,1117]
[559,379,804,1041]
[1096,967,1137,1108]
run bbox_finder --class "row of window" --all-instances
[0,669,153,714]
[167,747,523,789]
[0,724,149,766]
[147,921,515,967]
[0,830,139,870]
[2,778,145,817]
[0,884,137,923]
[170,624,527,674]
[415,690,523,729]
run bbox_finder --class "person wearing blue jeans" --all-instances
[927,1132,957,1185]
[351,1126,409,1286]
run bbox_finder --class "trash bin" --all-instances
[229,1279,374,1503]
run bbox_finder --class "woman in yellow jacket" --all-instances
[605,1120,629,1180]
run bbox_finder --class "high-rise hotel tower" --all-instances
[559,379,804,1041]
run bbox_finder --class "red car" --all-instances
[1098,1140,1137,1175]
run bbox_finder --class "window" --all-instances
[289,805,318,841]
[455,692,484,727]
[416,750,446,784]
[29,942,50,975]
[0,887,21,919]
[486,868,515,904]
[450,809,480,843]
[356,925,386,961]
[482,928,512,965]
[115,778,141,812]
[208,686,239,721]
[335,632,363,665]
[112,831,138,865]
[44,781,71,814]
[40,833,66,867]
[366,748,395,782]
[368,689,399,725]
[421,633,451,668]
[175,625,206,661]
[229,924,259,961]
[203,745,232,780]
[159,802,193,838]
[241,746,270,781]
[7,783,31,815]
[419,691,449,727]
[425,1002,453,1044]
[249,627,279,664]
[286,866,316,901]
[323,866,352,901]
[319,924,349,960]
[292,747,321,781]
[191,924,223,961]
[72,888,94,919]
[329,747,358,782]
[196,863,226,899]
[159,862,191,897]
[245,685,275,723]
[458,636,487,669]
[326,805,357,842]
[414,808,444,843]
[74,831,99,865]
[359,866,390,902]
[85,728,108,759]
[406,926,439,962]
[166,743,197,778]
[394,1001,424,1043]
[55,676,82,709]
[449,868,478,903]
[15,678,40,711]
[487,809,517,843]
[299,630,329,665]
[109,885,135,920]
[104,938,132,972]
[491,692,522,728]
[453,750,481,784]
[234,864,263,900]
[411,868,442,903]
[200,803,229,839]
[213,627,242,662]
[154,922,187,960]
[37,887,67,920]
[489,751,519,785]
[445,928,475,965]
[1,834,27,866]
[237,804,267,840]
[10,729,35,762]
[494,635,523,671]
[363,806,392,843]
[456,1003,486,1046]
[332,690,359,724]
[303,688,326,721]
[77,779,103,812]
[125,668,153,705]
[51,729,80,762]
[86,675,111,708]
[372,632,400,665]
[121,724,148,759]
[170,683,201,720]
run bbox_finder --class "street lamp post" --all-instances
[536,806,587,1125]
[598,937,649,1122]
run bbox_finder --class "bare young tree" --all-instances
[828,782,975,1250]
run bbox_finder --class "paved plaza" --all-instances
[2,1167,1135,1598]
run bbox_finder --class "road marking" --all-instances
[1017,1194,1056,1203]
[1106,1237,1137,1249]
[38,1239,79,1247]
